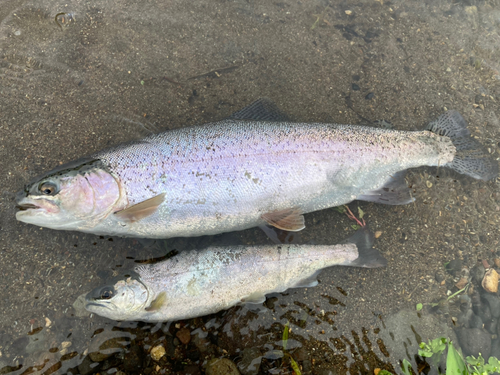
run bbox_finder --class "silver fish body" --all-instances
[16,100,498,238]
[84,229,386,322]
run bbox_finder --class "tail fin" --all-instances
[343,226,387,268]
[426,111,498,181]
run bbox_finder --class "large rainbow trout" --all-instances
[16,99,498,238]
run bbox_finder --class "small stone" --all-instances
[456,328,491,358]
[176,327,191,345]
[481,293,500,319]
[206,358,240,375]
[88,334,127,362]
[494,258,500,268]
[345,10,352,15]
[365,92,374,100]
[426,181,432,188]
[455,277,469,289]
[123,344,144,372]
[482,269,500,293]
[150,345,166,361]
[302,359,312,372]
[61,341,72,350]
[374,231,382,239]
[352,83,360,91]
[470,265,486,285]
[435,270,446,283]
[78,355,101,375]
[45,317,52,327]
[238,347,262,375]
[446,259,462,276]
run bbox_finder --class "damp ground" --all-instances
[1,0,500,374]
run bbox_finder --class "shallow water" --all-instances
[1,0,500,373]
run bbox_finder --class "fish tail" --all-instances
[426,111,498,181]
[344,226,387,268]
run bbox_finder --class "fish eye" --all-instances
[99,287,114,300]
[38,182,58,196]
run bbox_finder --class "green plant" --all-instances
[401,359,413,375]
[419,337,447,368]
[282,322,302,375]
[466,354,500,375]
[417,337,500,375]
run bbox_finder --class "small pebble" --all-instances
[455,277,469,289]
[374,231,382,239]
[345,10,352,15]
[482,269,500,293]
[494,258,500,268]
[176,327,191,345]
[206,358,240,375]
[352,83,360,91]
[45,317,52,327]
[61,341,72,349]
[365,92,374,100]
[150,345,166,361]
[426,181,432,188]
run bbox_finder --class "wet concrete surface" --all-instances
[1,0,500,373]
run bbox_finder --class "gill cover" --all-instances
[16,158,122,229]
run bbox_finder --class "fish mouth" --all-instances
[15,197,59,216]
[16,203,40,211]
[85,302,110,310]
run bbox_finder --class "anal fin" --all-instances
[293,272,320,288]
[114,193,166,223]
[241,292,266,304]
[261,208,305,232]
[357,171,413,205]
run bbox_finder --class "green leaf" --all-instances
[416,303,423,311]
[378,371,393,375]
[351,224,361,230]
[401,359,413,375]
[290,356,302,375]
[447,341,468,375]
[282,322,289,352]
[358,207,365,219]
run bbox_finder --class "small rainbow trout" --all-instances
[84,228,386,321]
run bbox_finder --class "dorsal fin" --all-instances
[114,193,165,223]
[227,98,291,122]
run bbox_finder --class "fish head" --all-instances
[16,158,122,230]
[84,276,152,321]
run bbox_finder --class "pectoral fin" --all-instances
[145,291,167,312]
[261,208,305,232]
[114,193,166,223]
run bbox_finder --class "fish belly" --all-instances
[95,121,454,238]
